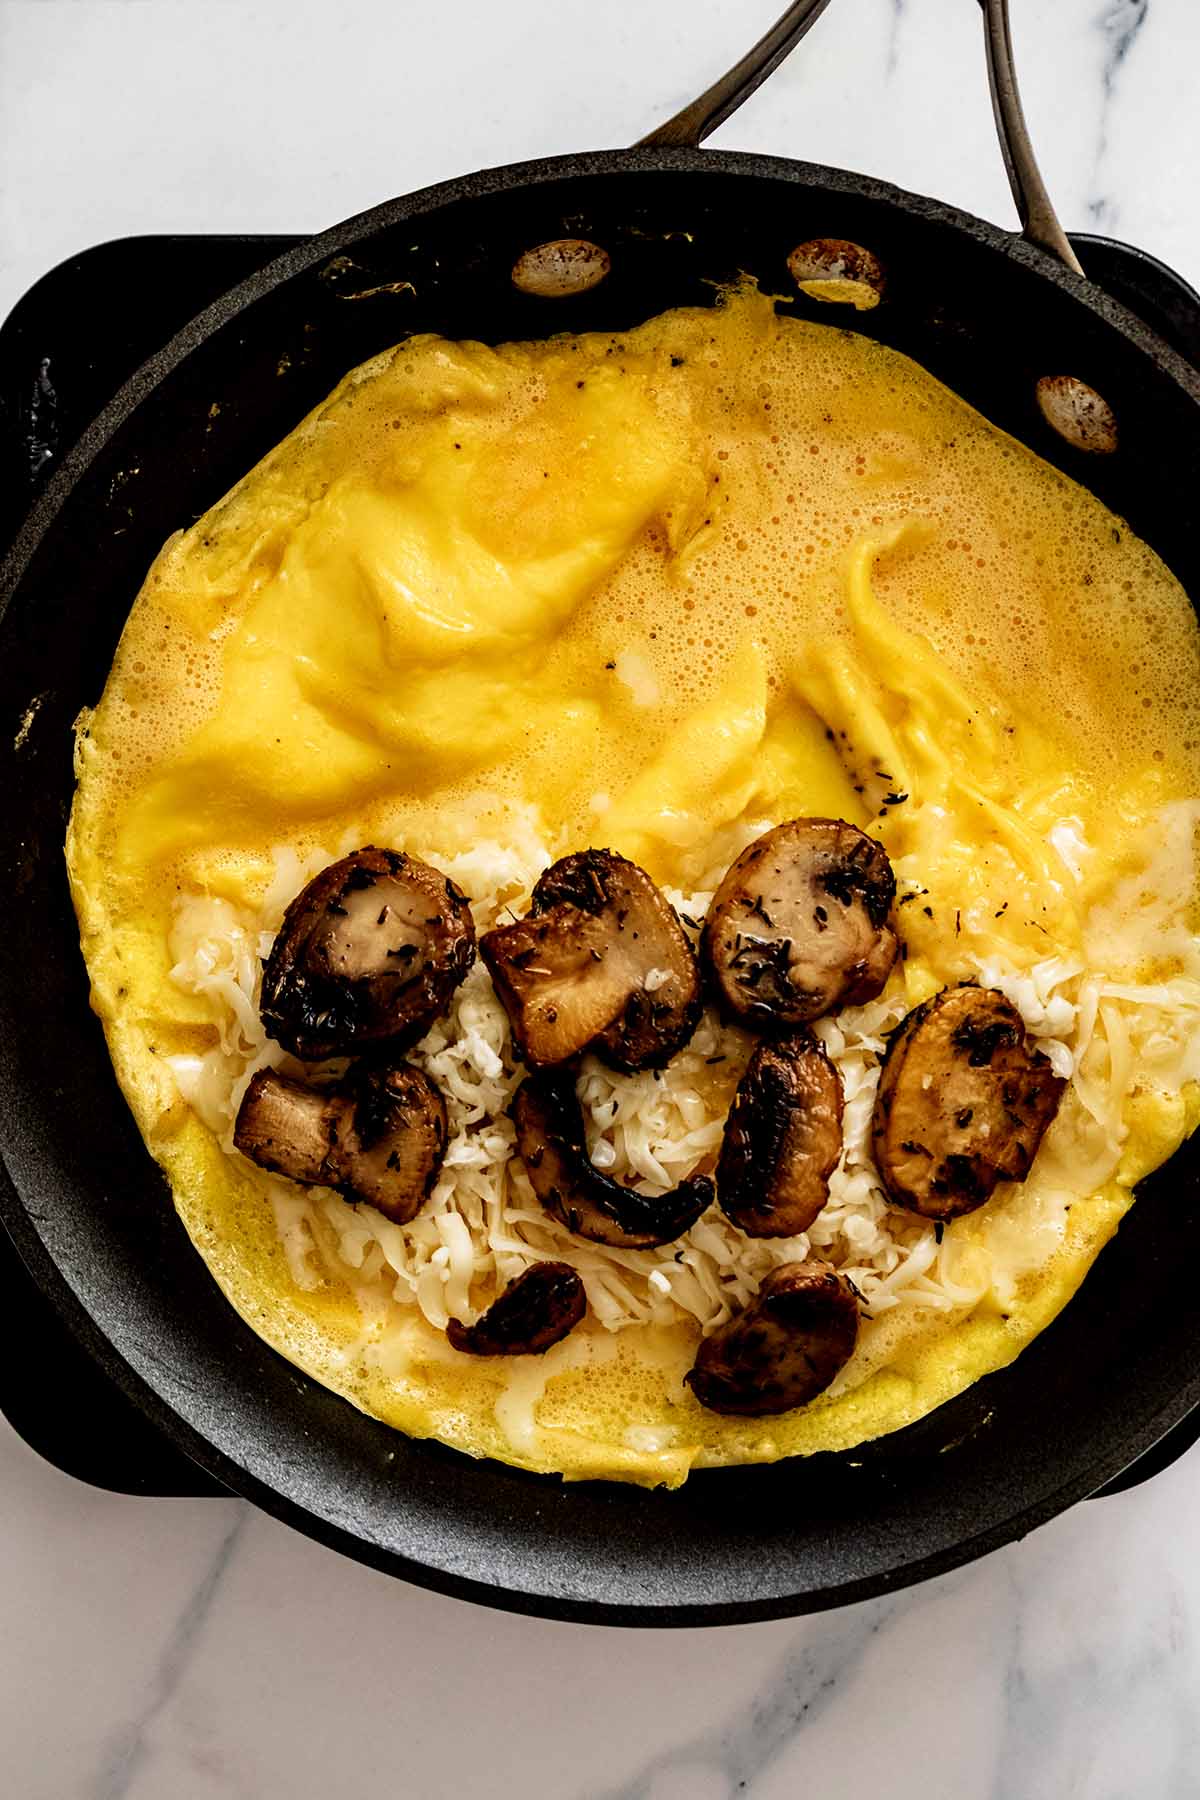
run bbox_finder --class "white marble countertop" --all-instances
[3,1,1200,1794]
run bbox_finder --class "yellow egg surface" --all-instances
[66,288,1200,1487]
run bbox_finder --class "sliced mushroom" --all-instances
[446,1262,587,1356]
[233,1061,448,1224]
[685,1262,859,1416]
[871,985,1066,1220]
[480,849,701,1070]
[717,1033,844,1237]
[512,1073,714,1249]
[702,819,898,1028]
[230,1068,333,1185]
[329,1062,450,1220]
[260,847,475,1060]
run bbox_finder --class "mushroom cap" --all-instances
[232,1069,335,1187]
[447,1262,587,1356]
[702,819,898,1029]
[871,985,1066,1219]
[717,1033,844,1238]
[481,848,700,1070]
[329,1061,449,1223]
[686,1262,860,1415]
[233,1060,448,1225]
[260,846,475,1060]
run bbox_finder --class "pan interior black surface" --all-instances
[0,234,284,1499]
[3,152,1200,1623]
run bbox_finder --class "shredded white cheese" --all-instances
[164,827,1200,1356]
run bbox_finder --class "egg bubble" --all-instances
[82,293,1200,945]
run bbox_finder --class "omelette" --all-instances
[66,286,1200,1486]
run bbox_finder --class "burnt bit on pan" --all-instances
[447,1262,587,1356]
[260,847,475,1060]
[686,1262,859,1415]
[871,984,1065,1220]
[512,1072,714,1250]
[480,849,701,1070]
[234,1060,448,1224]
[702,819,898,1029]
[717,1032,844,1238]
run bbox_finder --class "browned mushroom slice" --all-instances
[479,908,621,1066]
[685,1262,859,1415]
[871,985,1066,1220]
[234,1061,447,1224]
[260,846,475,1059]
[480,849,700,1070]
[327,1062,449,1222]
[512,1073,714,1249]
[702,819,898,1029]
[232,1069,337,1186]
[717,1033,844,1237]
[446,1262,587,1356]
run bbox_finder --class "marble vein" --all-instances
[1,6,1199,1798]
[1086,0,1151,228]
[988,1502,1200,1800]
[884,0,906,78]
[590,1597,900,1800]
[88,1510,248,1800]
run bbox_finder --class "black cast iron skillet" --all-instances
[2,2,1200,1625]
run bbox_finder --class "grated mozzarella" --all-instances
[163,828,1200,1359]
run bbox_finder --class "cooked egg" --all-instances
[66,287,1200,1485]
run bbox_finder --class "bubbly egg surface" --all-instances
[67,288,1200,1485]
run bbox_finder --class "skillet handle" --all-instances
[637,0,835,149]
[639,0,1086,287]
[979,0,1085,276]
[1088,1403,1200,1498]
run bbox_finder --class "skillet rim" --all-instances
[3,146,1200,1624]
[5,142,1200,607]
[6,1147,1200,1628]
